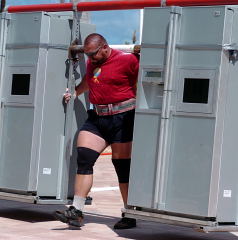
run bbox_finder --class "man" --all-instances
[55,33,139,229]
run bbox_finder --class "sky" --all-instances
[6,0,141,44]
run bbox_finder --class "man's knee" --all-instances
[112,158,131,183]
[77,147,100,174]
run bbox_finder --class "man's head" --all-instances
[83,33,111,65]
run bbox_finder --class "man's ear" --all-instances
[102,44,108,49]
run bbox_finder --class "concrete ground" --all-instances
[0,155,238,240]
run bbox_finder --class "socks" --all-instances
[72,195,86,211]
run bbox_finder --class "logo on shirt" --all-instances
[93,67,101,83]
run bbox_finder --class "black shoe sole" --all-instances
[114,224,136,230]
[114,218,137,230]
[68,220,82,227]
[54,211,82,227]
[54,211,69,224]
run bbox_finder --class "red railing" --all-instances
[167,0,238,6]
[7,0,238,13]
[8,0,160,12]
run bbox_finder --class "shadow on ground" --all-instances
[0,199,66,222]
[0,199,237,240]
[54,211,238,240]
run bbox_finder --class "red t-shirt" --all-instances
[86,49,139,104]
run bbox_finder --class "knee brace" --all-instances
[112,158,131,183]
[77,147,100,175]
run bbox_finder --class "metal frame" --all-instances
[123,208,238,232]
[0,191,37,203]
[123,208,217,228]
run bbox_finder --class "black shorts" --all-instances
[80,109,135,144]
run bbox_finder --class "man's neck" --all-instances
[106,48,112,59]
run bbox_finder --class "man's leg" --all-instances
[73,130,107,207]
[111,142,132,204]
[55,130,107,227]
[111,142,136,229]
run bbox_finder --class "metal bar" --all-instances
[68,44,140,59]
[199,225,238,233]
[6,43,69,50]
[7,1,160,13]
[5,43,139,51]
[6,0,238,13]
[123,208,217,228]
[167,0,238,6]
[0,192,37,203]
[109,44,137,52]
[76,0,162,11]
[36,198,70,204]
[56,135,65,200]
[8,3,72,13]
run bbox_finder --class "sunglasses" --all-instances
[84,46,102,57]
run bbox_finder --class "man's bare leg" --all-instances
[73,130,108,208]
[74,175,93,197]
[111,141,136,229]
[54,131,107,226]
[111,142,132,205]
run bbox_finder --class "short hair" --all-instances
[84,33,108,46]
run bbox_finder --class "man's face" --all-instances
[84,42,108,65]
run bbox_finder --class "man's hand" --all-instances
[68,39,84,62]
[63,88,73,103]
[133,45,141,55]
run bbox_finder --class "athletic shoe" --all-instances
[114,217,137,229]
[54,206,83,227]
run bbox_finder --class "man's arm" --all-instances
[75,75,88,96]
[64,75,88,103]
[68,39,84,62]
